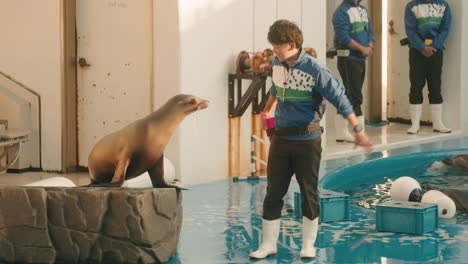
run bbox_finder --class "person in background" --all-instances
[332,0,375,142]
[249,19,372,260]
[405,0,452,134]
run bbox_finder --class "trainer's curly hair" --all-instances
[267,19,303,48]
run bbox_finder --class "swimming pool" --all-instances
[320,149,468,225]
[168,137,468,263]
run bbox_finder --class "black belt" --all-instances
[326,49,363,58]
[266,123,321,137]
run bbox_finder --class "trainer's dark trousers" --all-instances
[409,48,444,104]
[262,136,322,221]
[337,57,366,116]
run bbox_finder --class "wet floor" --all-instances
[168,179,468,264]
[168,137,468,264]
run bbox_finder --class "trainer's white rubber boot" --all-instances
[300,216,319,259]
[407,104,422,134]
[249,219,280,259]
[357,115,365,133]
[335,114,354,142]
[430,104,451,133]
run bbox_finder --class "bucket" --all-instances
[261,112,275,142]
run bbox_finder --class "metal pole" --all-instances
[250,134,256,178]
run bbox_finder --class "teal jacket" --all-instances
[270,49,354,140]
[333,0,375,61]
[405,0,451,51]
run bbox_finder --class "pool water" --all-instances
[169,178,468,264]
[321,149,468,225]
[168,140,468,263]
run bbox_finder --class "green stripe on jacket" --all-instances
[275,86,312,102]
[417,17,442,28]
[351,21,368,34]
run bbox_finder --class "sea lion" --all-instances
[87,94,209,188]
[441,154,468,171]
[439,188,468,211]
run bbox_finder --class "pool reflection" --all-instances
[167,178,468,264]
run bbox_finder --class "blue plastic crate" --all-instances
[320,190,351,222]
[294,190,350,222]
[376,200,438,234]
[294,192,302,217]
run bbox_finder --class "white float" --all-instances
[390,176,422,202]
[421,190,456,218]
[25,177,76,187]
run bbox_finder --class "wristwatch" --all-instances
[353,124,364,133]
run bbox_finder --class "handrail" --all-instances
[0,140,23,174]
[0,70,42,169]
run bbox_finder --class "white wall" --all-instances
[443,0,463,131]
[177,0,327,185]
[153,0,182,179]
[462,1,468,135]
[0,0,61,171]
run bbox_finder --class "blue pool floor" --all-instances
[168,137,468,264]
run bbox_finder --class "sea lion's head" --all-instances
[172,94,209,114]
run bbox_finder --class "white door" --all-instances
[387,0,425,121]
[76,0,152,166]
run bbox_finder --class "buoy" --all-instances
[421,190,456,218]
[25,177,76,187]
[390,176,422,202]
[123,157,176,188]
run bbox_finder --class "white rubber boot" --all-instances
[300,216,319,259]
[407,104,422,134]
[335,114,354,142]
[357,115,365,133]
[430,104,451,133]
[249,219,280,259]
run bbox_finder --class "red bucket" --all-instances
[261,112,275,142]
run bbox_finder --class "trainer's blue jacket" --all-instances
[405,0,451,52]
[270,49,354,140]
[333,0,375,61]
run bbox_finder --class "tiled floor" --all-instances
[168,179,468,264]
[0,170,89,186]
[164,137,468,264]
[324,122,461,160]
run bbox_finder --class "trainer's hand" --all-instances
[354,131,373,153]
[360,46,373,57]
[422,46,437,57]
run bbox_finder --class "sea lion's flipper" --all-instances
[148,155,166,188]
[148,155,187,190]
[107,158,130,187]
[164,182,188,190]
[85,159,129,187]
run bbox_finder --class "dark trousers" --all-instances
[262,136,322,221]
[337,57,366,116]
[409,48,444,104]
